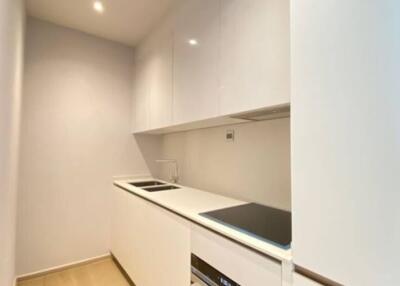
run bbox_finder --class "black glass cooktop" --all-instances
[200,203,291,249]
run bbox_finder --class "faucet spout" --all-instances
[155,159,179,183]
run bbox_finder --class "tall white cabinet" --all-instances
[291,1,400,285]
[219,0,290,115]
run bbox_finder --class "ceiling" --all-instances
[26,0,178,47]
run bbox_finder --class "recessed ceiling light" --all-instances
[188,39,199,46]
[93,1,105,13]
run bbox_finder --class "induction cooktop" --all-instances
[200,203,291,249]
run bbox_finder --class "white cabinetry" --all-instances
[219,0,290,115]
[111,187,191,286]
[132,0,291,133]
[291,1,400,285]
[173,0,220,124]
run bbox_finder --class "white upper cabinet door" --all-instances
[219,0,290,115]
[173,0,221,125]
[148,22,174,130]
[132,55,150,132]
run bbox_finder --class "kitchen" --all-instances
[0,1,398,286]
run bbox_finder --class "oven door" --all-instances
[191,269,217,286]
[191,273,214,286]
[191,254,240,286]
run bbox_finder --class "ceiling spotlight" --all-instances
[93,1,105,13]
[188,39,199,46]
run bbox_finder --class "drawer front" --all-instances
[191,224,282,286]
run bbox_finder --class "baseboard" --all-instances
[16,253,111,282]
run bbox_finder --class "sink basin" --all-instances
[129,181,165,187]
[142,185,180,192]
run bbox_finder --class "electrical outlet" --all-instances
[226,129,235,142]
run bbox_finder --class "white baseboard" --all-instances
[16,252,111,282]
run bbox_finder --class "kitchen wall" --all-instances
[17,18,149,275]
[0,0,25,285]
[157,117,291,211]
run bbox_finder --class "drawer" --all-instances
[191,223,282,286]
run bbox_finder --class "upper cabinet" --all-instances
[172,0,221,125]
[132,0,290,133]
[132,54,150,133]
[219,0,290,115]
[132,17,174,132]
[148,23,174,129]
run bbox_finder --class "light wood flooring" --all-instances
[18,257,132,286]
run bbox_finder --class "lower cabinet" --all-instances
[111,186,284,286]
[111,187,191,286]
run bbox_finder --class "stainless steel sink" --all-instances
[142,185,180,192]
[129,181,165,187]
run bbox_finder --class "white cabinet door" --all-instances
[173,0,220,124]
[111,187,191,286]
[291,1,400,285]
[132,56,150,132]
[219,0,290,115]
[132,19,173,132]
[293,273,323,286]
[110,186,136,276]
[148,23,174,130]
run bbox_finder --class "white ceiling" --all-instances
[26,0,178,47]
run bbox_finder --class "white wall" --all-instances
[157,118,291,210]
[0,0,25,285]
[17,18,149,275]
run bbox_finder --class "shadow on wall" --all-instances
[134,134,163,178]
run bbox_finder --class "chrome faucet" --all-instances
[155,159,179,183]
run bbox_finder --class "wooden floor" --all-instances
[18,257,132,286]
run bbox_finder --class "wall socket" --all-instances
[226,129,235,142]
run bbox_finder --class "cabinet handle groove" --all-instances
[294,265,344,286]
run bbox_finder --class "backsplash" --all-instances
[157,118,291,211]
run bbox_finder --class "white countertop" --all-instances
[114,177,292,262]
